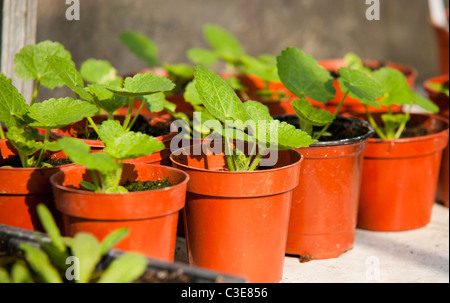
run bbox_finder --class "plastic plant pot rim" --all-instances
[49,163,190,197]
[170,147,304,176]
[275,115,376,147]
[423,75,449,95]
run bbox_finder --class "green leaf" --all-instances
[86,84,129,115]
[277,47,335,102]
[163,63,194,80]
[81,59,120,85]
[119,31,160,68]
[242,55,280,83]
[429,82,450,97]
[57,137,118,172]
[11,262,34,283]
[184,80,202,106]
[0,268,10,283]
[291,98,335,127]
[187,48,219,65]
[28,98,98,129]
[99,120,165,160]
[256,119,316,150]
[382,113,410,137]
[100,228,130,256]
[14,41,72,89]
[372,67,412,107]
[338,67,383,106]
[194,65,249,122]
[107,73,175,98]
[203,24,245,62]
[6,127,44,156]
[140,92,167,113]
[37,204,67,254]
[20,244,63,283]
[46,55,93,102]
[103,132,165,161]
[344,53,372,75]
[233,148,253,172]
[0,73,29,128]
[71,233,102,283]
[98,253,147,283]
[242,100,272,121]
[411,91,440,114]
[79,181,96,191]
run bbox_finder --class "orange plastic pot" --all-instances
[171,146,303,283]
[0,140,72,231]
[280,116,374,260]
[50,115,176,165]
[424,75,449,208]
[50,164,189,261]
[357,114,449,231]
[319,59,417,114]
[429,11,449,75]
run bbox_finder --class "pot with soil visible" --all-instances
[52,127,190,261]
[169,66,313,283]
[318,54,418,114]
[424,74,449,208]
[277,115,374,260]
[275,47,381,259]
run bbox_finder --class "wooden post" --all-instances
[1,0,37,103]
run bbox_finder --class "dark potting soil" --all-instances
[277,115,368,143]
[329,62,386,79]
[394,121,429,139]
[123,179,174,192]
[1,157,71,168]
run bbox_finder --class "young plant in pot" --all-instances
[0,204,148,283]
[118,31,197,117]
[0,71,98,232]
[424,74,449,208]
[319,53,418,114]
[170,65,315,283]
[45,54,179,165]
[275,47,378,260]
[192,24,297,115]
[51,119,190,261]
[348,67,448,231]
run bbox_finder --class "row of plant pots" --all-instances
[1,38,449,284]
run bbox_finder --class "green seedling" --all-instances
[45,54,176,134]
[429,82,449,97]
[57,119,164,194]
[193,24,284,101]
[0,204,147,283]
[0,73,98,168]
[277,47,384,141]
[191,65,314,172]
[119,31,194,95]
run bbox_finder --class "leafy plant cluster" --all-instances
[119,24,284,102]
[0,41,178,169]
[0,204,147,283]
[276,48,439,141]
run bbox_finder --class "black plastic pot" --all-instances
[0,224,247,283]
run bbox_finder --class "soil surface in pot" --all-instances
[277,115,368,142]
[1,157,71,168]
[77,116,171,141]
[123,179,174,192]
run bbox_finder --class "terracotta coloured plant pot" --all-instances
[355,113,449,231]
[50,115,176,165]
[0,140,72,232]
[50,164,189,261]
[430,11,449,75]
[319,59,418,114]
[277,116,374,260]
[171,146,303,283]
[424,74,449,208]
